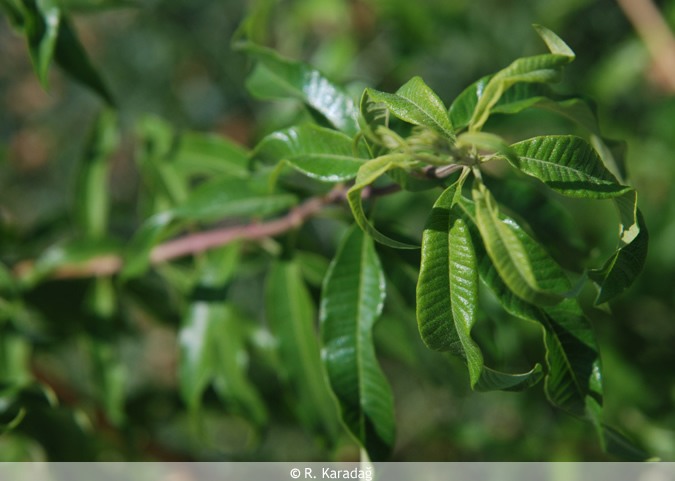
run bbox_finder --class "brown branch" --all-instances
[616,0,675,93]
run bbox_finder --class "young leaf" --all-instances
[472,180,564,306]
[457,199,601,418]
[240,43,359,135]
[253,124,369,182]
[468,27,575,132]
[509,136,631,198]
[75,109,119,239]
[265,260,340,440]
[347,156,420,249]
[320,226,395,461]
[416,181,483,386]
[365,76,455,141]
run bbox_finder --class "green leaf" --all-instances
[474,364,544,392]
[347,155,420,249]
[75,109,119,239]
[586,396,650,460]
[468,27,574,132]
[89,339,125,426]
[0,0,25,28]
[135,115,188,213]
[54,14,114,104]
[457,198,601,417]
[265,260,340,439]
[365,76,455,141]
[25,0,60,88]
[416,181,483,386]
[178,245,267,426]
[590,192,648,305]
[173,131,250,178]
[510,136,631,198]
[122,177,297,280]
[171,177,298,223]
[320,225,395,460]
[240,43,359,135]
[253,124,369,182]
[472,179,564,306]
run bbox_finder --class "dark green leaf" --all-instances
[265,260,340,439]
[253,124,369,182]
[472,179,564,306]
[241,43,359,135]
[510,136,631,198]
[589,192,648,305]
[417,181,483,386]
[365,76,455,141]
[75,109,118,239]
[457,198,601,417]
[53,14,114,104]
[347,156,420,249]
[320,226,394,460]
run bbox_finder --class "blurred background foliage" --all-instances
[1,0,674,461]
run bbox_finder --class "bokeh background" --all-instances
[1,0,674,461]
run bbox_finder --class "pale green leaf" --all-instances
[266,260,340,439]
[472,180,563,306]
[533,24,576,58]
[347,156,420,249]
[253,124,369,182]
[241,43,359,135]
[416,181,483,386]
[510,136,631,198]
[320,226,394,460]
[365,76,455,141]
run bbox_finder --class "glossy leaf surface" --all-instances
[254,124,369,182]
[320,226,394,460]
[241,43,359,135]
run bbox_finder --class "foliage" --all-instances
[1,0,672,462]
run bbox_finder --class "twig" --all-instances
[616,0,675,92]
